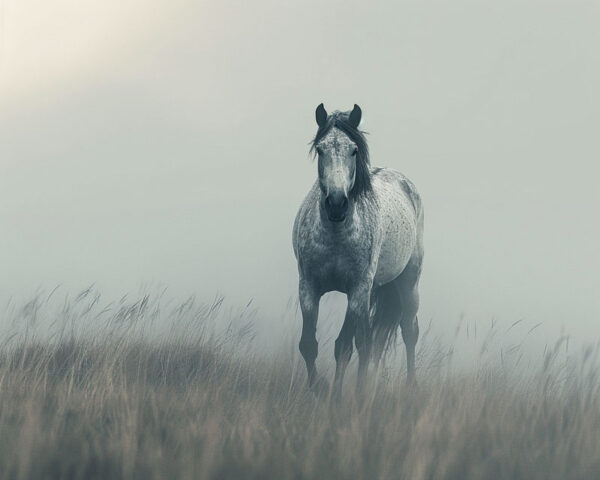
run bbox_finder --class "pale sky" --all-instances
[1,0,599,346]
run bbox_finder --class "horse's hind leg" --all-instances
[298,281,327,395]
[370,283,399,372]
[394,264,421,383]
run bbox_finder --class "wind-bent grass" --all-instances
[0,290,598,479]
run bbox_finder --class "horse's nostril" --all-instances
[326,194,349,210]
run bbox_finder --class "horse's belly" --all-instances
[373,206,417,286]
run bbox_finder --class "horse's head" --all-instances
[313,103,365,223]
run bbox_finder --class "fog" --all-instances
[1,0,599,346]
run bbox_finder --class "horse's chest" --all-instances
[300,234,370,293]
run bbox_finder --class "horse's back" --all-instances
[371,168,423,287]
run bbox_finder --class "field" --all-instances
[0,290,598,480]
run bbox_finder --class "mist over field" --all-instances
[1,0,599,478]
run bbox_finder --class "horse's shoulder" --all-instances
[293,182,320,253]
[296,182,320,220]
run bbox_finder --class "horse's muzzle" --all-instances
[325,193,348,222]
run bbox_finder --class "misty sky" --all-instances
[1,0,599,345]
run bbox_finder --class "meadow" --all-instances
[0,289,598,480]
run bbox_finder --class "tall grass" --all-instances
[0,289,598,479]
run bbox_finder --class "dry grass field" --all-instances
[0,290,598,480]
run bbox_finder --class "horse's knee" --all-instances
[299,335,318,361]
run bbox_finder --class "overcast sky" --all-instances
[1,0,599,346]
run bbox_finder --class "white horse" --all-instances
[292,104,424,399]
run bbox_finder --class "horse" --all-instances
[292,103,424,400]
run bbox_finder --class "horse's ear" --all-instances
[315,103,328,127]
[348,104,362,128]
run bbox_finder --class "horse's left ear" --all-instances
[315,103,328,127]
[348,104,362,128]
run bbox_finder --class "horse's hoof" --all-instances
[310,376,330,398]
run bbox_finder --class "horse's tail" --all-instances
[370,282,402,367]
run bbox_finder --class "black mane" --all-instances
[310,110,372,197]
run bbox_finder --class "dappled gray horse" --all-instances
[293,104,424,399]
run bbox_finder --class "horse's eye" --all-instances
[352,148,358,156]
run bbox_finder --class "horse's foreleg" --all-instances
[298,281,321,392]
[353,292,372,396]
[332,314,355,402]
[333,286,371,401]
[355,318,371,395]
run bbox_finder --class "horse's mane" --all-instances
[310,110,372,198]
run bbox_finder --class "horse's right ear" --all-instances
[315,103,328,127]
